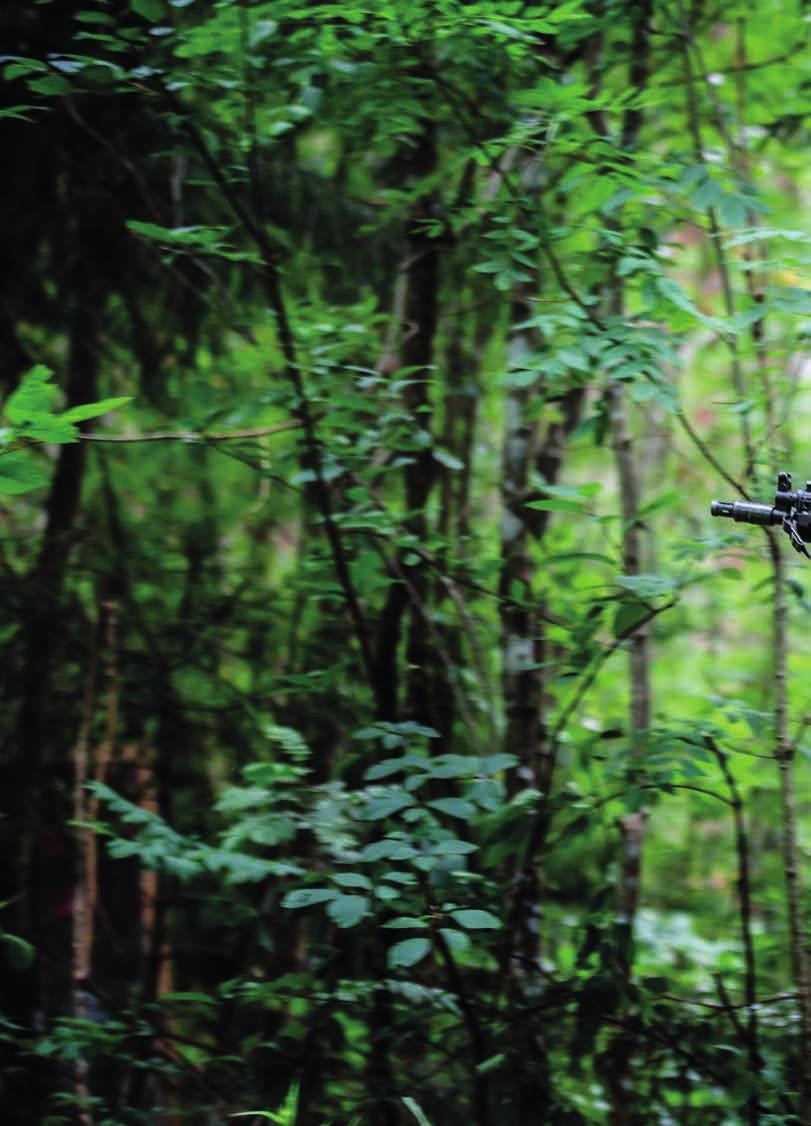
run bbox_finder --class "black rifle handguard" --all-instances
[711,473,811,558]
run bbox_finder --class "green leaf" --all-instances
[28,75,73,96]
[615,573,677,598]
[524,498,586,512]
[229,1116,278,1122]
[375,884,402,902]
[125,220,261,261]
[636,491,679,518]
[718,194,748,228]
[364,756,414,781]
[131,0,166,20]
[16,417,76,444]
[439,927,471,955]
[358,789,415,821]
[1,932,34,970]
[0,452,49,494]
[382,871,416,886]
[280,888,336,909]
[4,365,57,424]
[433,447,464,470]
[331,872,373,890]
[3,59,48,80]
[613,602,648,638]
[481,753,519,773]
[326,894,370,928]
[388,937,431,969]
[402,1096,434,1126]
[128,220,216,244]
[427,798,476,820]
[468,778,502,812]
[423,754,478,779]
[362,839,418,862]
[160,991,216,1004]
[62,396,132,423]
[383,917,429,930]
[617,254,645,278]
[430,839,478,857]
[476,1053,506,1075]
[0,106,40,122]
[536,481,600,499]
[448,909,501,930]
[690,176,721,211]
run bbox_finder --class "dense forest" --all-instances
[3,0,811,1122]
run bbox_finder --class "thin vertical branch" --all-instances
[706,737,761,1123]
[603,6,654,1119]
[677,8,811,1112]
[431,924,490,1126]
[605,322,652,1126]
[732,19,779,468]
[767,529,811,1118]
[71,614,102,1126]
[725,56,811,1095]
[675,0,755,479]
[498,290,545,979]
[160,87,381,713]
[500,293,543,794]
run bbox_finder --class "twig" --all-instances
[660,992,798,1011]
[159,84,381,710]
[80,422,300,444]
[675,411,750,501]
[654,49,800,87]
[551,600,675,747]
[706,737,760,1094]
[675,0,755,480]
[70,610,103,1126]
[765,528,811,1115]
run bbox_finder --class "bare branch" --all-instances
[80,422,300,444]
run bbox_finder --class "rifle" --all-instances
[711,472,811,558]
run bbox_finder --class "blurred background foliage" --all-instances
[3,0,811,1122]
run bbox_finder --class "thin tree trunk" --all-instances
[373,118,441,733]
[707,737,761,1122]
[500,297,543,800]
[368,75,441,1126]
[678,8,811,1110]
[71,610,103,1126]
[768,530,811,1119]
[7,298,100,1125]
[437,315,479,552]
[605,370,652,1126]
[593,8,655,1116]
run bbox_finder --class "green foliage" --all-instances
[0,366,130,493]
[0,931,34,971]
[230,1082,300,1124]
[4,0,811,1122]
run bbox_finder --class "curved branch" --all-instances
[80,422,300,444]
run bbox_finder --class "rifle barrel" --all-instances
[710,500,779,526]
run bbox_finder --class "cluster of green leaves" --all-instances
[0,366,129,494]
[88,724,511,965]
